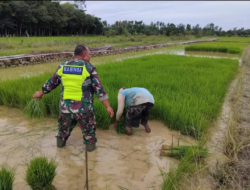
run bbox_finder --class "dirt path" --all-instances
[0,106,196,190]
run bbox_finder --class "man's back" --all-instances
[119,87,154,107]
[42,59,108,113]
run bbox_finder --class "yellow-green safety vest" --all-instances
[57,65,90,101]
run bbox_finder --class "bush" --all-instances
[105,29,116,37]
[25,156,57,190]
[123,29,130,37]
[0,164,15,190]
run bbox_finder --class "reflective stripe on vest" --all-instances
[57,65,90,101]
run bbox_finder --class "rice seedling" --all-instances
[116,120,126,134]
[185,41,249,55]
[0,54,238,138]
[24,98,46,118]
[160,145,208,160]
[25,156,57,190]
[185,45,241,54]
[0,164,15,190]
[161,145,207,190]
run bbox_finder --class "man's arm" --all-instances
[90,67,114,117]
[116,94,125,121]
[33,65,61,98]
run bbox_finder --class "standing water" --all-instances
[0,106,196,190]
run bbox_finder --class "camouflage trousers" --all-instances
[125,102,154,127]
[56,111,97,144]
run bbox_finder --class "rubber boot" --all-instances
[57,138,66,148]
[87,143,96,152]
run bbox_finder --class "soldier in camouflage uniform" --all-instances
[33,45,114,152]
[114,87,154,136]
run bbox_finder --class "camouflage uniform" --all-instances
[42,59,108,144]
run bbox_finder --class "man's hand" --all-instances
[33,91,44,98]
[106,106,114,118]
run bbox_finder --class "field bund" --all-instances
[0,39,217,69]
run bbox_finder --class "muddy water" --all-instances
[185,51,240,59]
[0,106,196,190]
[110,50,240,65]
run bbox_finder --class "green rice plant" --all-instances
[25,156,57,190]
[0,54,238,137]
[0,164,15,190]
[116,119,126,134]
[185,41,249,55]
[24,98,46,118]
[160,145,208,160]
[161,145,207,190]
[185,45,241,54]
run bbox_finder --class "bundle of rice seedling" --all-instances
[25,156,57,190]
[160,145,208,161]
[116,119,126,134]
[0,164,15,190]
[24,99,46,118]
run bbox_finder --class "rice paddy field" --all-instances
[0,54,238,138]
[0,35,201,56]
[0,37,248,190]
[185,41,249,55]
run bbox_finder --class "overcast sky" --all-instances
[82,1,250,31]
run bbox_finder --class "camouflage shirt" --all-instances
[42,59,108,113]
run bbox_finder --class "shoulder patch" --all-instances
[63,66,83,75]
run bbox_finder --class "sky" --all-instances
[80,1,250,31]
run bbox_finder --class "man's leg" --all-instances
[141,103,154,133]
[76,111,97,152]
[125,105,143,136]
[57,113,77,148]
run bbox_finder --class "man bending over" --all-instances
[114,87,154,135]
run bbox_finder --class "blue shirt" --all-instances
[119,87,155,107]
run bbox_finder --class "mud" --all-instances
[0,106,196,190]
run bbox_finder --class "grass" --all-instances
[211,46,250,190]
[218,37,250,42]
[0,54,238,138]
[0,164,15,190]
[0,35,200,56]
[25,156,57,190]
[185,41,249,55]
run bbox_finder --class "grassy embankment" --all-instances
[211,46,250,190]
[0,46,183,81]
[218,37,250,42]
[0,35,201,56]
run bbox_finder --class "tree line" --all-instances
[0,1,249,37]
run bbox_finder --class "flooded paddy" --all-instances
[0,45,242,190]
[0,106,196,190]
